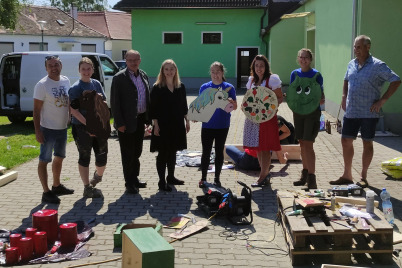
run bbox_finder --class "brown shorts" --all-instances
[293,108,321,142]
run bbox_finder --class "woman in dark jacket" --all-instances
[150,59,190,192]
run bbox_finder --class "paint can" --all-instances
[19,237,33,262]
[5,247,19,265]
[25,227,37,238]
[59,223,78,248]
[9,233,22,248]
[33,231,48,257]
[32,209,58,244]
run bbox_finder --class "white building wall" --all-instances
[0,34,105,54]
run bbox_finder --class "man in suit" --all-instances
[111,50,150,194]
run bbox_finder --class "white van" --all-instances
[0,51,119,123]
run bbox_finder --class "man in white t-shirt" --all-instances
[33,55,74,204]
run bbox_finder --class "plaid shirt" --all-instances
[129,70,147,114]
[344,55,400,118]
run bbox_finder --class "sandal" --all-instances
[251,174,271,187]
[356,179,369,188]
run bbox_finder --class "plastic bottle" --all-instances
[380,188,394,225]
[366,190,375,214]
[319,114,325,130]
[331,193,336,211]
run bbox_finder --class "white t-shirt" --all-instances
[33,75,70,129]
[246,74,282,90]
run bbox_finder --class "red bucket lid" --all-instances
[10,234,22,238]
[20,237,32,242]
[60,223,77,229]
[6,247,18,252]
[34,231,47,236]
[33,209,58,217]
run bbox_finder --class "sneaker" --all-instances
[42,191,61,204]
[52,184,74,196]
[83,186,103,198]
[90,171,102,187]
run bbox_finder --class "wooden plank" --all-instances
[0,171,18,187]
[335,196,379,207]
[308,216,330,233]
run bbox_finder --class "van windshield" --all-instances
[100,56,119,76]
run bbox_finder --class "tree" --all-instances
[0,0,20,29]
[50,0,108,12]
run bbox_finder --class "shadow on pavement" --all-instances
[99,193,148,225]
[59,197,104,225]
[148,190,192,226]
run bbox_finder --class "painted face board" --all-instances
[287,73,322,115]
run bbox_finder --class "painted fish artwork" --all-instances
[241,86,278,123]
[187,87,234,122]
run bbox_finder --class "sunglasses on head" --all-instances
[45,55,59,61]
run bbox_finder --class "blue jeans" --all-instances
[225,146,260,171]
[39,126,67,162]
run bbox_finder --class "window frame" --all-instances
[162,32,183,44]
[201,31,222,44]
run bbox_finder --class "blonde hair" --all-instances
[155,59,181,88]
[297,48,313,61]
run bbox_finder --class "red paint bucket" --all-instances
[33,231,48,257]
[25,227,37,238]
[59,223,78,248]
[19,237,33,262]
[32,209,58,245]
[5,247,19,265]
[9,233,22,248]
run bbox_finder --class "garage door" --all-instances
[0,42,14,56]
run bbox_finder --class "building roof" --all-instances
[0,5,105,38]
[77,11,131,40]
[114,0,264,11]
[265,0,302,32]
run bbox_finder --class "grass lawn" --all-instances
[0,116,73,170]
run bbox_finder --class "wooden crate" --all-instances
[277,191,393,266]
[122,227,174,268]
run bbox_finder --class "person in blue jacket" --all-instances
[198,62,237,188]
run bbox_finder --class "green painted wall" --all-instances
[131,9,264,80]
[358,0,402,114]
[266,6,304,85]
[304,0,354,111]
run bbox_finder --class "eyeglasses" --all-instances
[298,56,311,60]
[45,55,60,61]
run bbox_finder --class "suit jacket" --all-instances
[110,68,151,133]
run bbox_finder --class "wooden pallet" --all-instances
[277,191,393,266]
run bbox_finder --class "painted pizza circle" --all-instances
[241,86,278,123]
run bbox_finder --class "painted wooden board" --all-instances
[241,86,278,123]
[188,87,234,122]
[0,171,18,187]
[169,220,209,240]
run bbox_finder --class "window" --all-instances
[163,32,182,44]
[122,50,127,60]
[29,42,48,51]
[100,56,119,76]
[202,32,222,44]
[82,44,96,52]
[0,42,14,55]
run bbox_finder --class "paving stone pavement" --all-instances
[1,91,402,268]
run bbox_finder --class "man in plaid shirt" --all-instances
[330,35,401,187]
